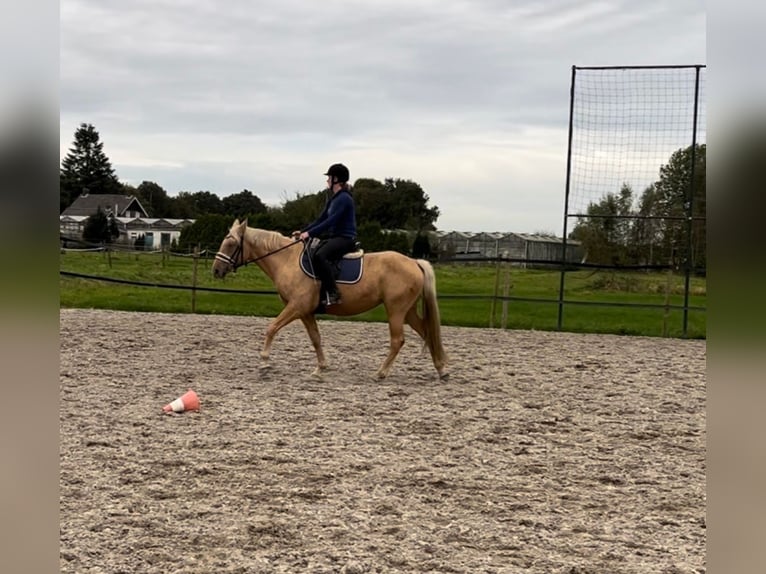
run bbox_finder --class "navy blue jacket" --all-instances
[304,188,357,239]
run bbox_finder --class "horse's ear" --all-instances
[232,218,240,227]
[238,219,248,235]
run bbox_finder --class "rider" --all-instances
[293,163,357,306]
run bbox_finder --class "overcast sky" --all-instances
[60,0,705,233]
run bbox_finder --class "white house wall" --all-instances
[60,215,192,249]
[125,228,184,249]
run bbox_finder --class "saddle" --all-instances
[300,238,364,284]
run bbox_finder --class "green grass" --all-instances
[59,250,706,338]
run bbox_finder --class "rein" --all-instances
[215,234,302,271]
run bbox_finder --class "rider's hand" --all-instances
[299,231,310,242]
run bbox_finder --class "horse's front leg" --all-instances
[260,306,300,368]
[300,315,327,377]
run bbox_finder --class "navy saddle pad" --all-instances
[300,248,364,284]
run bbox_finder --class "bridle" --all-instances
[215,232,302,273]
[214,233,244,271]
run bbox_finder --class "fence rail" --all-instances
[59,266,706,311]
[60,248,706,338]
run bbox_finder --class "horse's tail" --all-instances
[415,259,447,372]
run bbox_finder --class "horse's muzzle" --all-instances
[212,259,231,279]
[213,251,240,278]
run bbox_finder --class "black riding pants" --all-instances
[313,236,355,294]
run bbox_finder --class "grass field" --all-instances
[59,249,706,338]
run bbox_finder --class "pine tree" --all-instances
[60,123,123,212]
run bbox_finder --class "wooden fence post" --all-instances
[490,257,501,328]
[191,244,199,313]
[501,265,510,329]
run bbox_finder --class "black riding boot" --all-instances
[314,236,354,306]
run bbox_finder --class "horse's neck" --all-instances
[245,228,295,280]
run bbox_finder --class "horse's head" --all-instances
[212,218,248,279]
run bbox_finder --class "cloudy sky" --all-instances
[60,0,705,233]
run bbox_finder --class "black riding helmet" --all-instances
[324,163,350,184]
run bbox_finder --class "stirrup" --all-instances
[325,291,342,306]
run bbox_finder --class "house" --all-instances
[119,217,195,249]
[61,193,149,219]
[60,193,194,249]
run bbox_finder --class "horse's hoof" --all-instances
[439,372,450,381]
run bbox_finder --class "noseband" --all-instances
[215,233,245,272]
[215,233,302,272]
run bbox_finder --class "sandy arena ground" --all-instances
[60,308,706,573]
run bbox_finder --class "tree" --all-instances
[60,123,123,212]
[168,192,195,219]
[386,178,440,232]
[648,143,706,269]
[134,181,173,217]
[569,143,706,272]
[353,177,440,231]
[172,191,224,218]
[569,184,634,265]
[190,190,224,216]
[630,183,662,266]
[356,221,409,254]
[207,176,441,243]
[357,221,387,252]
[249,207,288,232]
[382,230,411,254]
[82,207,120,244]
[222,189,267,219]
[412,233,433,259]
[177,214,232,252]
[279,191,326,235]
[354,178,392,227]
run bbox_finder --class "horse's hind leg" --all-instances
[376,312,406,379]
[300,315,327,377]
[405,305,426,340]
[405,304,447,379]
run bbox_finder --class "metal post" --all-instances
[682,66,702,337]
[663,255,673,337]
[558,65,577,331]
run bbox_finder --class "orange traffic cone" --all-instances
[163,389,200,414]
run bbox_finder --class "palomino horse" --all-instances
[212,219,447,379]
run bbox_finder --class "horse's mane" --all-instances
[249,227,289,253]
